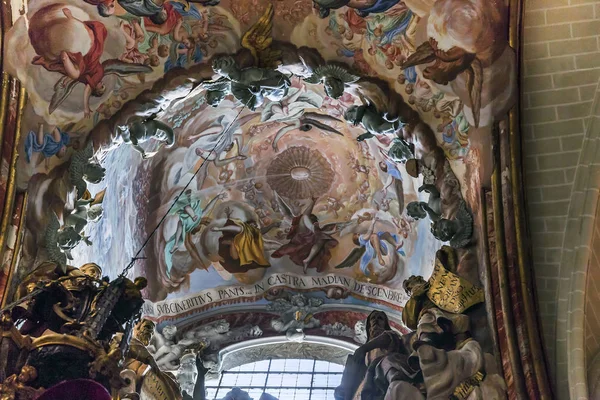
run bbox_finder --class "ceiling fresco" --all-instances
[4,0,515,342]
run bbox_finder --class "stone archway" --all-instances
[555,84,600,399]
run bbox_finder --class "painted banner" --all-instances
[143,273,410,319]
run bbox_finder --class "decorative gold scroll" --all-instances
[426,259,485,314]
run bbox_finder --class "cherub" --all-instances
[32,8,152,116]
[430,200,473,248]
[319,196,344,218]
[116,114,175,159]
[64,189,105,234]
[344,102,402,141]
[304,64,360,99]
[119,20,160,67]
[406,184,443,222]
[149,325,198,370]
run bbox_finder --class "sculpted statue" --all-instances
[44,212,92,265]
[116,115,175,159]
[304,64,359,99]
[322,320,367,344]
[266,294,323,342]
[344,103,402,142]
[120,319,182,400]
[0,366,44,400]
[148,325,199,371]
[402,246,483,350]
[406,184,442,222]
[68,141,106,200]
[387,137,415,163]
[335,311,422,400]
[205,55,291,111]
[405,158,435,185]
[430,200,473,248]
[64,189,105,234]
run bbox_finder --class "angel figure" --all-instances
[430,200,473,248]
[44,212,92,265]
[335,217,404,283]
[68,141,106,200]
[148,325,200,370]
[272,193,347,274]
[64,188,106,234]
[406,184,442,222]
[202,5,290,111]
[33,9,152,116]
[24,123,74,166]
[344,102,403,141]
[116,114,175,159]
[266,294,324,341]
[261,87,344,151]
[165,190,226,278]
[312,0,401,18]
[304,64,360,99]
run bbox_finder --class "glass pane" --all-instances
[328,363,344,372]
[279,389,295,398]
[284,358,301,372]
[282,373,299,386]
[296,373,311,386]
[221,373,239,386]
[266,373,284,387]
[239,362,256,371]
[270,359,286,371]
[205,388,218,400]
[310,389,329,400]
[236,373,252,386]
[250,373,267,387]
[312,373,328,387]
[264,388,281,398]
[255,359,271,371]
[328,373,343,387]
[295,388,311,400]
[216,388,231,399]
[314,360,330,372]
[247,388,265,399]
[299,359,314,371]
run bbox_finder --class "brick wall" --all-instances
[585,201,600,369]
[521,0,600,389]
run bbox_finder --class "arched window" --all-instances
[205,358,344,399]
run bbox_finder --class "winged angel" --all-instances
[261,87,344,151]
[266,294,324,341]
[40,8,152,116]
[201,5,290,111]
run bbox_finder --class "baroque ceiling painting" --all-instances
[0,0,535,397]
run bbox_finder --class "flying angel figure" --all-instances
[50,59,152,115]
[261,87,344,152]
[335,217,405,284]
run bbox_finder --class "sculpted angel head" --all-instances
[162,325,178,341]
[323,76,346,99]
[343,105,362,125]
[80,263,103,280]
